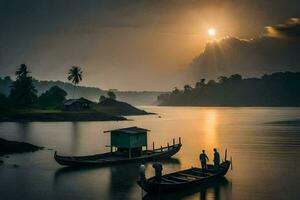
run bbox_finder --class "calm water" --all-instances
[1,107,300,200]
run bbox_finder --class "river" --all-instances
[1,107,300,200]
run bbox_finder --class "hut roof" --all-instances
[64,98,92,106]
[104,126,149,135]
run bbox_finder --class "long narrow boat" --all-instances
[54,127,182,167]
[137,160,231,194]
[54,143,182,167]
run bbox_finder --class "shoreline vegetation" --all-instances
[158,72,300,106]
[0,64,152,122]
[0,76,163,105]
[0,98,152,122]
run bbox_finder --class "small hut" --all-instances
[104,126,149,158]
[63,98,92,111]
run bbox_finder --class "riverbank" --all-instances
[0,138,43,157]
[0,98,154,122]
[0,111,126,122]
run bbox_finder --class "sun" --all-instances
[208,28,216,37]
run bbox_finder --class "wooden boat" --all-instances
[137,160,231,194]
[54,143,182,167]
[54,127,182,167]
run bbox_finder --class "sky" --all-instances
[0,0,300,91]
[190,17,300,81]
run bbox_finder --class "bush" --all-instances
[38,86,67,108]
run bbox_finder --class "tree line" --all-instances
[0,64,117,111]
[157,72,300,106]
[1,71,160,106]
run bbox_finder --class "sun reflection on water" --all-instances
[203,110,219,151]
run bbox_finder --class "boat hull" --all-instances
[137,161,231,193]
[54,144,182,167]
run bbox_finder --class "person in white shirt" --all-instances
[139,161,146,181]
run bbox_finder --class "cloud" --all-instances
[190,17,300,81]
[265,17,300,38]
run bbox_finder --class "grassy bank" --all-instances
[93,98,151,116]
[0,98,153,122]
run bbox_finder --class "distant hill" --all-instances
[158,72,300,106]
[0,76,164,105]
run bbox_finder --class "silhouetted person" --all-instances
[139,161,146,182]
[199,150,209,171]
[152,160,163,182]
[213,148,220,170]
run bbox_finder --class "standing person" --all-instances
[139,161,146,182]
[152,160,163,182]
[199,150,209,171]
[213,148,220,170]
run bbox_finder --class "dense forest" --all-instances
[157,72,300,106]
[0,76,163,105]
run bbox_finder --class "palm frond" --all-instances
[67,66,83,86]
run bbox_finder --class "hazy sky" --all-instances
[0,0,300,91]
[190,17,300,81]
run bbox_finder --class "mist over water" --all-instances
[0,107,300,200]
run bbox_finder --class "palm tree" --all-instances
[67,66,83,98]
[15,64,30,79]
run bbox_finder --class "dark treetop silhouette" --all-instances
[158,72,300,106]
[0,77,163,105]
[67,66,83,98]
[9,64,38,107]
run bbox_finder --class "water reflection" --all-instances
[17,122,31,141]
[71,122,80,154]
[108,163,139,200]
[160,158,181,165]
[203,110,219,150]
[143,178,232,200]
[53,158,182,200]
[1,107,300,200]
[54,166,99,183]
[53,158,181,181]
